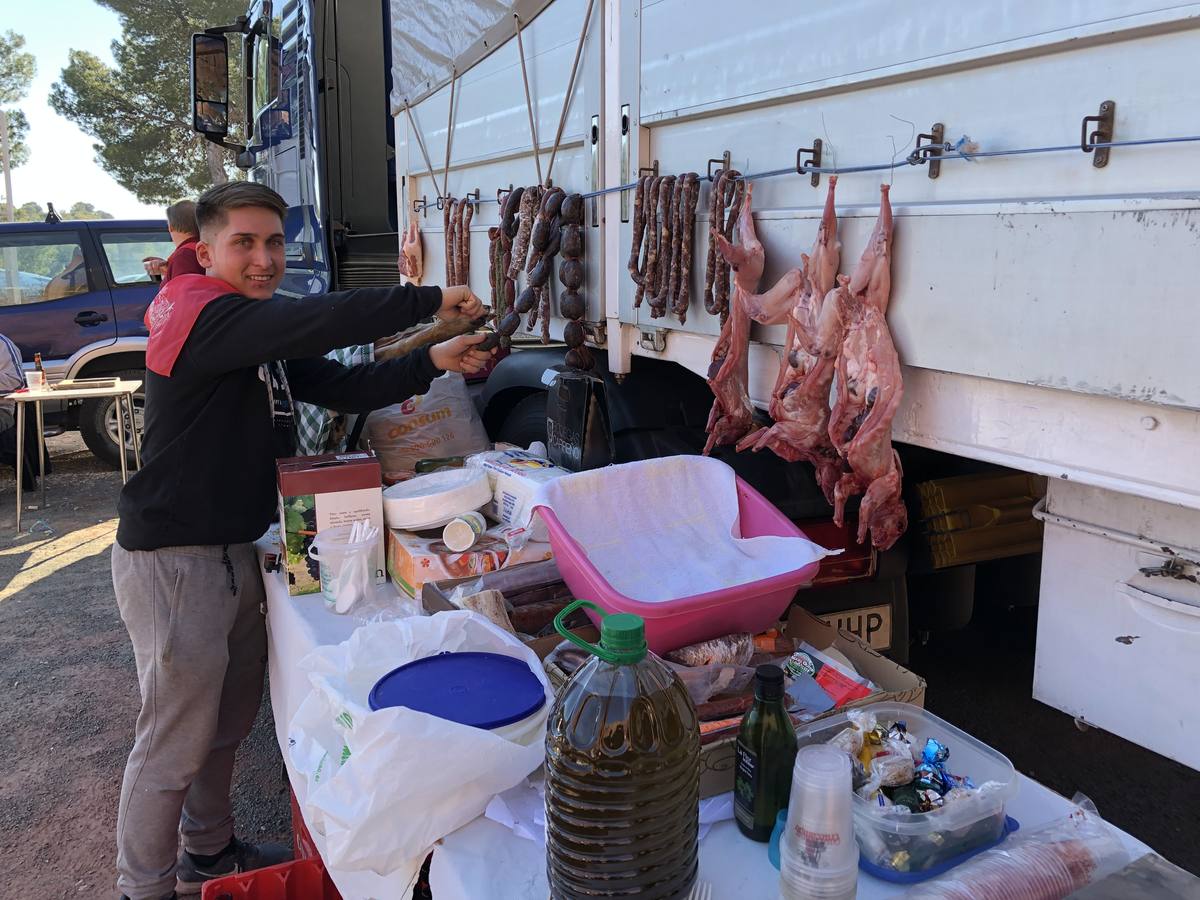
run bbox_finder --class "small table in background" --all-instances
[6,378,143,532]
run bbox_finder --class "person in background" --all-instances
[142,200,205,283]
[0,331,25,442]
[0,331,47,488]
[43,245,88,300]
[111,181,494,900]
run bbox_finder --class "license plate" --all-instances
[818,604,892,651]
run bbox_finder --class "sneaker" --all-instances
[175,838,292,895]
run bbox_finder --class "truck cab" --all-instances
[0,218,172,466]
[189,0,400,297]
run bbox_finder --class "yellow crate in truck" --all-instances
[915,472,1047,569]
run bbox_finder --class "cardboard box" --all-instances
[421,564,582,644]
[387,524,553,598]
[421,564,569,615]
[696,606,925,798]
[421,572,925,801]
[277,452,385,596]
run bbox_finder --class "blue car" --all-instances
[0,218,175,467]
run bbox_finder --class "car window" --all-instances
[0,232,91,305]
[99,231,176,285]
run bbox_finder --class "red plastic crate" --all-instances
[200,858,341,900]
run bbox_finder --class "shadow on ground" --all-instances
[0,436,290,899]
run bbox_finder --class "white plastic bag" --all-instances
[288,611,552,892]
[366,372,490,479]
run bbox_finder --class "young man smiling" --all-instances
[111,182,493,900]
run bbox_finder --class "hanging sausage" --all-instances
[459,197,473,286]
[628,175,652,308]
[704,170,745,324]
[444,198,456,285]
[558,192,591,370]
[628,171,699,323]
[480,185,539,352]
[671,173,701,323]
[526,187,565,341]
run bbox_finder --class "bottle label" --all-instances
[733,740,758,829]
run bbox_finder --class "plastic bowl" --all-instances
[536,476,820,654]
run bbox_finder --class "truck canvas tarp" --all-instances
[388,0,554,110]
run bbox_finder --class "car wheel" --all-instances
[495,392,548,449]
[80,369,145,469]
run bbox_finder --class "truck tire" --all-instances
[495,392,548,449]
[80,369,145,470]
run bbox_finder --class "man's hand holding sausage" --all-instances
[436,285,485,322]
[430,333,496,374]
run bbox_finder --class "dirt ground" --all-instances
[0,435,290,900]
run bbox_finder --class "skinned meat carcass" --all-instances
[738,177,847,502]
[827,184,906,550]
[399,218,423,284]
[703,182,765,455]
[847,180,894,314]
[827,291,906,548]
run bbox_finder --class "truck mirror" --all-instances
[191,33,230,138]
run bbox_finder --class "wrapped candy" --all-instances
[829,709,875,756]
[913,738,954,796]
[916,789,944,812]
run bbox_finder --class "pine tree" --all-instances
[50,0,246,204]
[0,30,36,169]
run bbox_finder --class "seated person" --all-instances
[0,332,49,488]
[43,247,89,300]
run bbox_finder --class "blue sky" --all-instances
[5,1,162,219]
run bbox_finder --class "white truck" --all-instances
[192,0,1200,769]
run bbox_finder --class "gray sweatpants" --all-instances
[111,542,268,900]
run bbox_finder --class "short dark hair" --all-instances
[165,200,199,236]
[196,182,288,237]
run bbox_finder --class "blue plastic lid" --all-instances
[767,808,1021,882]
[368,651,547,730]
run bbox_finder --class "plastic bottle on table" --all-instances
[545,600,700,899]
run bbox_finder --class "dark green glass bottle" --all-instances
[734,664,798,841]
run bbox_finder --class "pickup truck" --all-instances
[0,218,173,467]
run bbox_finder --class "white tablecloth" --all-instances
[260,545,1150,900]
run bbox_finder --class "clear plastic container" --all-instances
[307,524,375,613]
[794,702,1018,879]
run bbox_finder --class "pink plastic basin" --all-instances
[535,477,821,655]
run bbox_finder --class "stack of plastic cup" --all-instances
[779,744,859,899]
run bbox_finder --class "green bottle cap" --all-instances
[599,612,647,664]
[553,600,647,665]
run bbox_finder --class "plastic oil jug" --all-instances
[545,600,700,899]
